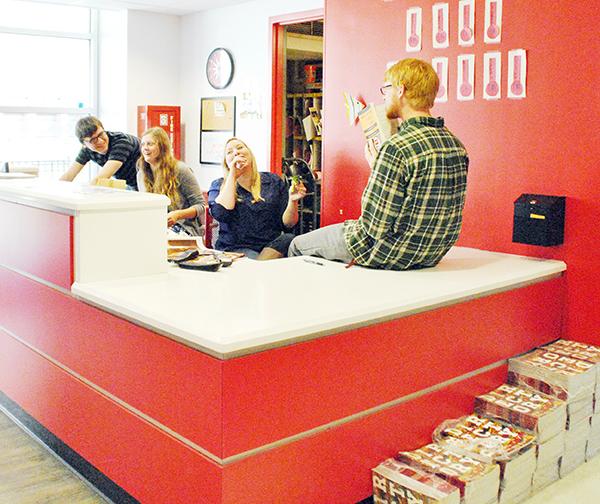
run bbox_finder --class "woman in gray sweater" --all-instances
[137,127,206,236]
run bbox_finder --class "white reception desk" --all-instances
[0,179,567,503]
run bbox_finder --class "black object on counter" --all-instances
[168,249,200,263]
[513,194,566,246]
[178,257,222,272]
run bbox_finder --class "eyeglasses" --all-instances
[83,130,106,145]
[379,84,393,96]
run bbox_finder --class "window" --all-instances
[0,34,92,109]
[1,0,91,33]
[0,0,97,176]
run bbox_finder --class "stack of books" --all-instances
[373,458,460,504]
[531,430,564,491]
[509,346,600,478]
[541,340,600,464]
[542,339,600,415]
[433,414,536,504]
[473,383,566,492]
[396,443,500,504]
[473,384,566,443]
[588,414,600,460]
[560,416,591,477]
[508,348,596,429]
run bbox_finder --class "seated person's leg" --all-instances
[256,247,283,260]
[257,233,295,261]
[288,223,353,263]
[228,247,260,259]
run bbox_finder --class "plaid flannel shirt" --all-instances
[344,116,468,270]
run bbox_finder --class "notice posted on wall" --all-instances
[484,0,503,44]
[405,7,422,52]
[457,54,475,101]
[432,3,449,49]
[458,0,475,47]
[507,49,527,99]
[483,51,502,100]
[432,56,449,103]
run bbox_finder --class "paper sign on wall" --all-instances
[343,92,366,125]
[457,54,475,101]
[406,7,422,52]
[432,3,449,49]
[507,49,527,99]
[458,0,475,47]
[432,57,448,103]
[484,0,503,44]
[483,52,501,100]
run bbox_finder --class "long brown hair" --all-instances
[221,137,264,203]
[137,127,180,208]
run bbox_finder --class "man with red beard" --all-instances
[289,58,469,270]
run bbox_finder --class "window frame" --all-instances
[0,7,98,115]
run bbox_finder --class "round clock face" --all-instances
[206,48,234,89]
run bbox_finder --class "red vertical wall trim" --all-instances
[69,215,74,286]
[322,0,600,345]
[269,22,285,175]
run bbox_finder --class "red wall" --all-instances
[322,0,600,344]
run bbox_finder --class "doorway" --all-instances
[270,11,324,234]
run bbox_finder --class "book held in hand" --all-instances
[358,103,398,150]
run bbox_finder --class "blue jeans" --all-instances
[288,223,353,263]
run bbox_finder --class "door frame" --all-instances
[269,9,324,175]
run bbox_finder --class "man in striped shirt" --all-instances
[60,116,140,189]
[289,58,468,270]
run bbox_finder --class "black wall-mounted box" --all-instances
[513,194,566,246]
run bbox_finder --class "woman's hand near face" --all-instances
[230,155,246,179]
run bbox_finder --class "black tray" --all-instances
[178,257,222,272]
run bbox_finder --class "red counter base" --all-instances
[0,263,564,503]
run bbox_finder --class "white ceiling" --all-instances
[25,0,253,16]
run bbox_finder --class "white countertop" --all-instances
[0,179,168,213]
[0,172,36,179]
[72,247,566,359]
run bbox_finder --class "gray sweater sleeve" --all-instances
[176,163,206,217]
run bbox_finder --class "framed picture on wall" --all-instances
[200,96,236,164]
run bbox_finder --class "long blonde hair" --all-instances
[222,137,264,203]
[137,127,180,208]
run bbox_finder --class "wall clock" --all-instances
[206,48,234,89]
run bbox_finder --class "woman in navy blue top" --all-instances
[208,138,306,259]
